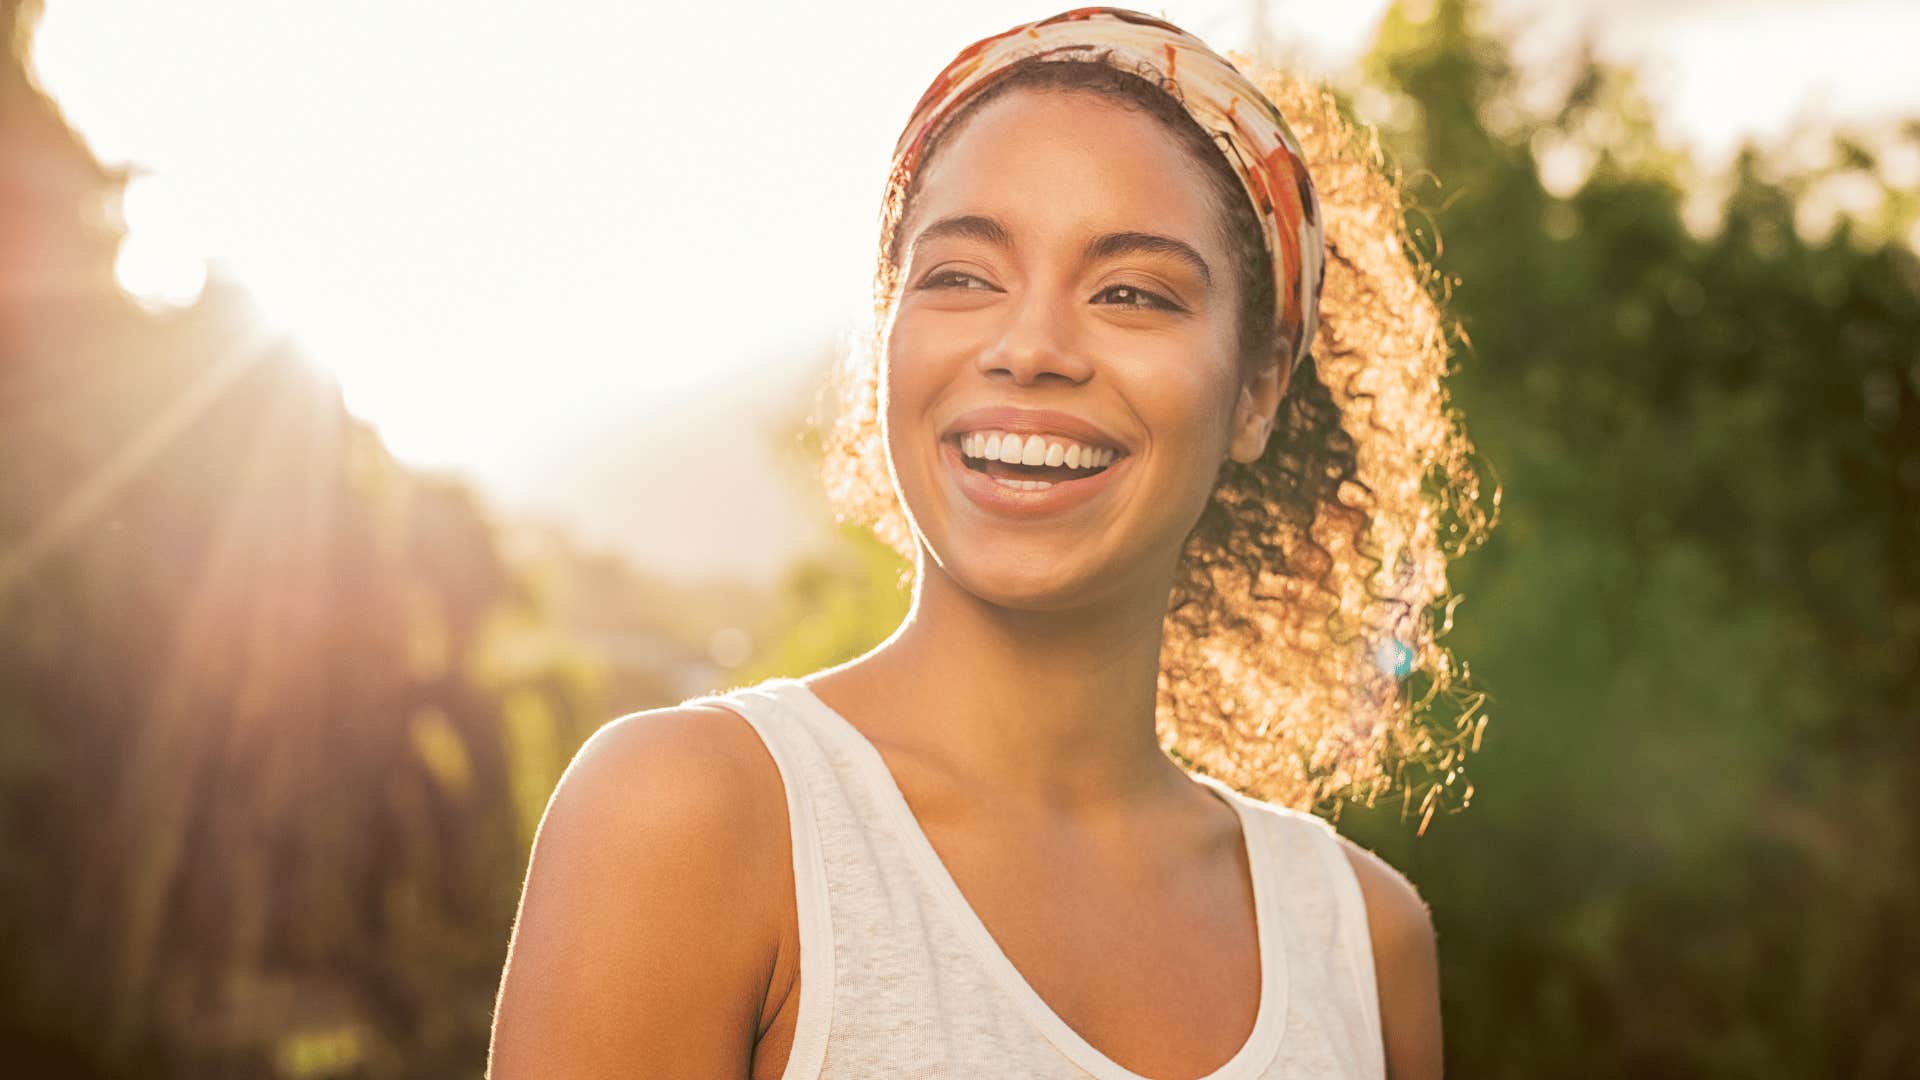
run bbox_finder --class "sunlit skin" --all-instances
[883,102,1263,618]
[487,86,1440,1080]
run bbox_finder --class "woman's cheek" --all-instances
[1133,361,1237,514]
[883,309,979,425]
[880,328,941,477]
[1123,348,1224,441]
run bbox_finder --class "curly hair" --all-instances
[820,56,1498,821]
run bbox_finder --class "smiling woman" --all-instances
[489,8,1492,1080]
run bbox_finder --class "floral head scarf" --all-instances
[888,6,1325,373]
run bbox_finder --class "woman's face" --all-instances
[883,87,1269,612]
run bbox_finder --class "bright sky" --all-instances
[31,0,1920,581]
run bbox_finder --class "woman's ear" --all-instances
[1228,344,1292,464]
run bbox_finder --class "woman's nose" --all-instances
[975,291,1093,386]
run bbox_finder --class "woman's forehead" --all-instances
[905,90,1221,252]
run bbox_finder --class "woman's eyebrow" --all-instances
[909,214,1013,257]
[909,214,1212,288]
[1084,231,1212,287]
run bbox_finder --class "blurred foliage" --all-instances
[1333,3,1919,1076]
[727,370,913,687]
[733,522,910,686]
[3,0,1917,1075]
[0,2,762,1075]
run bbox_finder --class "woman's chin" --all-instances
[926,539,1135,614]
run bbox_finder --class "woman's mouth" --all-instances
[959,451,1113,490]
[941,431,1129,516]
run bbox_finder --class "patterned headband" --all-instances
[888,6,1325,373]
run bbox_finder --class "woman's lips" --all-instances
[940,407,1127,454]
[941,436,1128,518]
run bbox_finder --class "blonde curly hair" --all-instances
[820,57,1498,823]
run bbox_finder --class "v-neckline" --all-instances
[775,677,1289,1080]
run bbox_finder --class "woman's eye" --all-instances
[915,273,1178,311]
[1094,284,1180,311]
[919,270,996,291]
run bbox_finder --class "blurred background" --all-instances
[2,0,1915,1075]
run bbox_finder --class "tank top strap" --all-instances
[1247,801,1387,1078]
[679,681,837,1080]
[1304,812,1384,1072]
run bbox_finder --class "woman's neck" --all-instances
[812,554,1191,816]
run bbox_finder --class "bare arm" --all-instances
[487,706,788,1079]
[1338,836,1444,1080]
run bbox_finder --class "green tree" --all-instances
[1342,2,1920,1075]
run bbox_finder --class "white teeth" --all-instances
[955,429,1119,471]
[991,476,1053,490]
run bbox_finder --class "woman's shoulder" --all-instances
[1211,787,1440,1067]
[547,700,791,860]
[1322,832,1430,944]
[520,702,796,967]
[488,704,795,1075]
[1211,789,1431,937]
[1238,796,1435,958]
[1324,829,1436,994]
[1331,829,1443,1076]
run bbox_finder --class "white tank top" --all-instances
[682,676,1386,1079]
